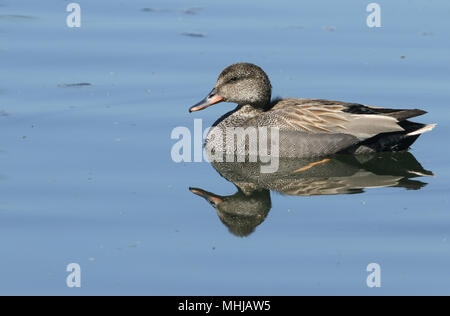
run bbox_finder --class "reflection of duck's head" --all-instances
[189,186,271,237]
[189,63,272,112]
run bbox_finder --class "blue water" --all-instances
[0,0,449,295]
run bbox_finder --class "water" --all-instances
[0,0,449,295]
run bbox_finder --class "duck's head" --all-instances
[189,63,272,112]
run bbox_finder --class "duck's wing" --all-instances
[261,98,427,140]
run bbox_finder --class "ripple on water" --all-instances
[0,14,37,20]
[141,7,202,15]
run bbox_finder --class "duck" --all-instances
[189,62,435,158]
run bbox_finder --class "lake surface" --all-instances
[0,0,449,295]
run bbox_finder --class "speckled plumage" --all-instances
[191,63,435,157]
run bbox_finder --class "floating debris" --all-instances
[322,26,336,32]
[419,31,433,37]
[141,8,173,13]
[181,7,202,15]
[128,241,141,248]
[400,55,406,59]
[58,83,92,88]
[181,32,206,38]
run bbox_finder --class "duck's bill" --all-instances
[189,89,224,112]
[189,187,224,204]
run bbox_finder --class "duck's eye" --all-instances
[229,77,239,82]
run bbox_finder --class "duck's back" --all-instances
[245,98,434,157]
[206,98,434,158]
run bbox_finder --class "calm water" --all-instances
[0,0,449,295]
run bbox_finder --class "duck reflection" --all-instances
[189,152,433,237]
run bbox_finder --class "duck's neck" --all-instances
[213,104,263,128]
[235,104,264,117]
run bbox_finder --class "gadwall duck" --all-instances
[189,63,435,158]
